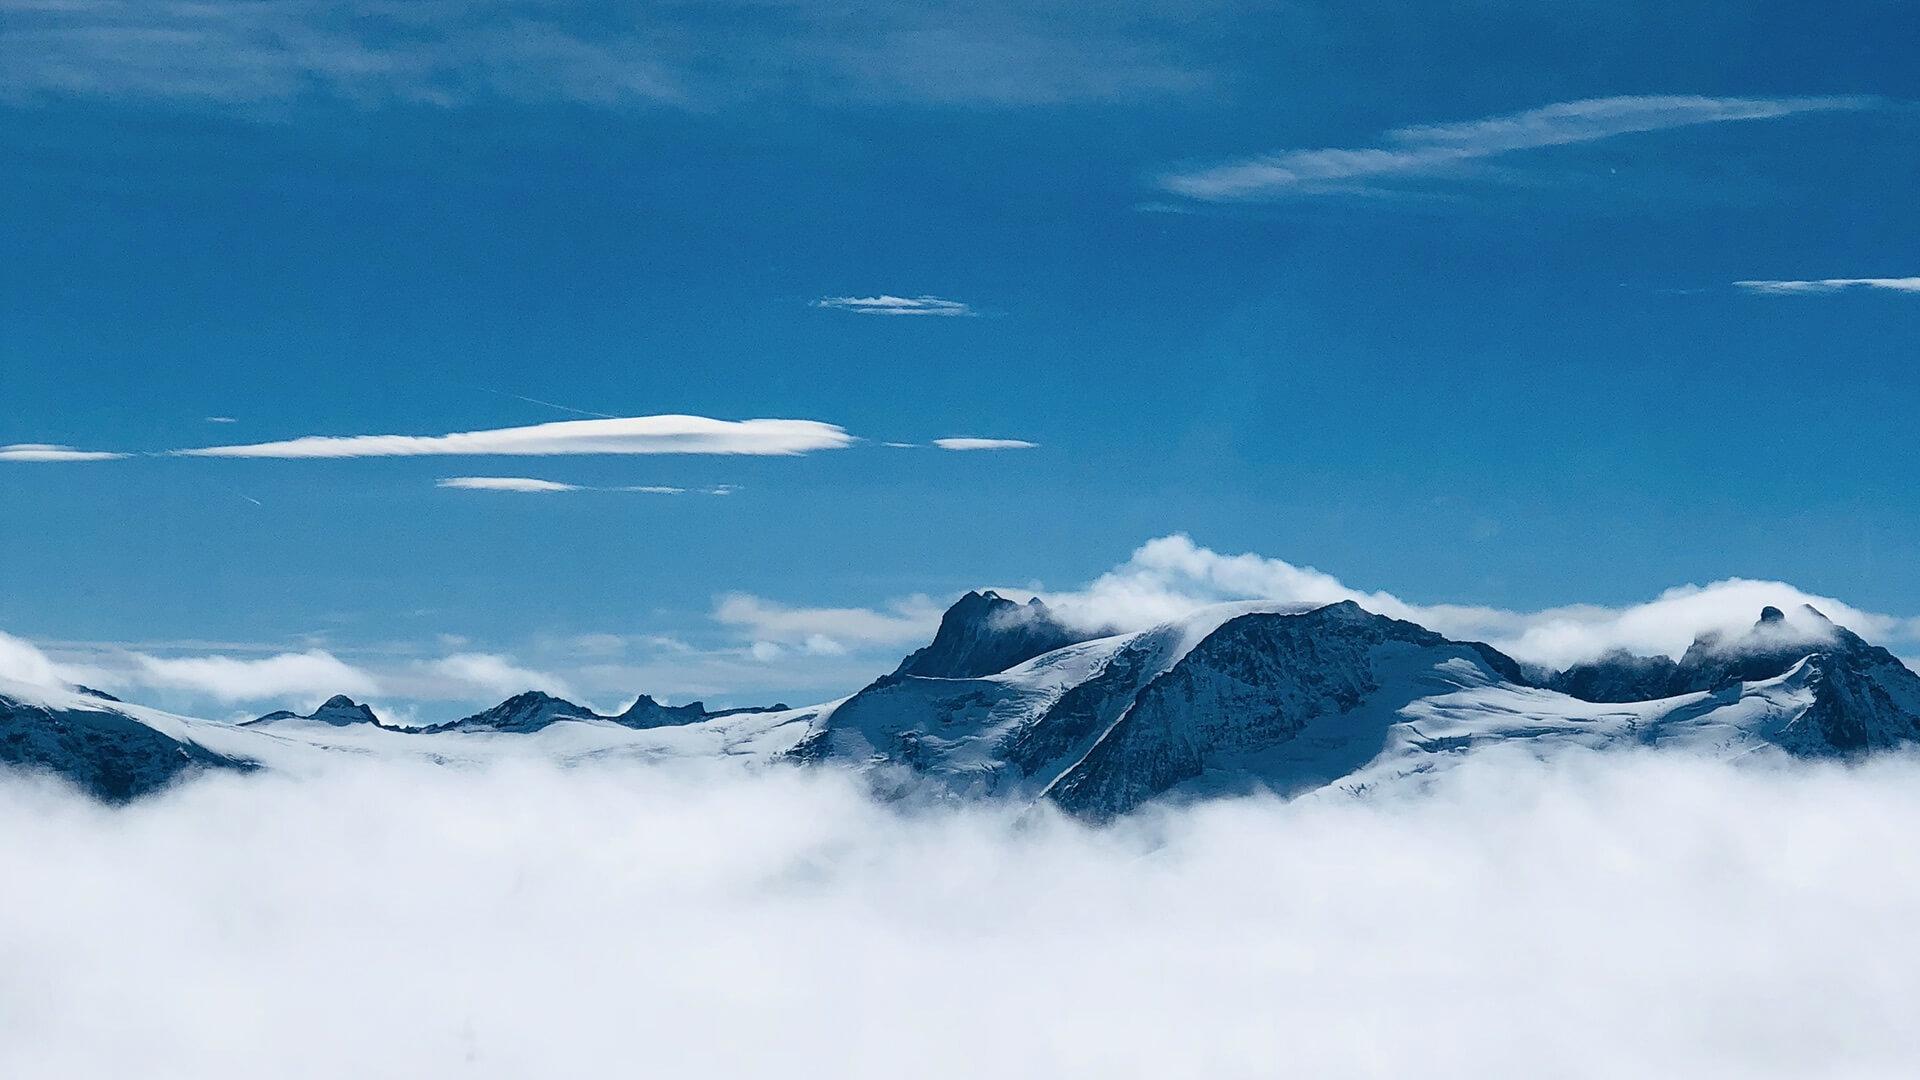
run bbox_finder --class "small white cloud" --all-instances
[748,641,785,662]
[422,653,577,702]
[713,593,944,647]
[438,476,584,493]
[813,295,976,317]
[615,485,688,495]
[174,415,854,459]
[204,416,238,424]
[0,443,128,462]
[131,649,381,704]
[881,442,920,449]
[1163,95,1873,201]
[1734,277,1920,295]
[933,438,1037,451]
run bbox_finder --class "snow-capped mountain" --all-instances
[6,591,1920,813]
[243,694,382,728]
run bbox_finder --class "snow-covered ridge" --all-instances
[6,595,1920,812]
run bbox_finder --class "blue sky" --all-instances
[3,0,1918,718]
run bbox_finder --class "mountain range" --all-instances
[6,590,1920,813]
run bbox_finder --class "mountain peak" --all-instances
[1758,605,1786,626]
[891,590,1090,680]
[244,694,380,728]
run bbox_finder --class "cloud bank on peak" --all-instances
[1026,535,1919,670]
[0,443,128,462]
[175,416,854,459]
[813,295,975,317]
[131,649,381,704]
[933,438,1037,451]
[1162,94,1873,201]
[1735,277,1920,295]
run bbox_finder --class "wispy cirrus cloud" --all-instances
[0,443,128,463]
[1162,95,1875,201]
[933,438,1037,451]
[0,1,1215,111]
[437,476,732,495]
[175,416,853,459]
[1735,277,1920,296]
[813,295,976,317]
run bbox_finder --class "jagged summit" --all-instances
[1671,604,1849,694]
[420,690,592,734]
[890,590,1091,680]
[244,695,381,728]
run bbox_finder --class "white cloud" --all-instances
[933,438,1037,451]
[0,443,127,462]
[437,477,726,495]
[0,629,76,688]
[1735,277,1920,295]
[130,649,380,704]
[437,476,584,493]
[713,593,943,648]
[7,753,1920,1076]
[204,416,238,424]
[420,653,577,703]
[1031,535,1920,670]
[1163,95,1873,200]
[175,415,853,459]
[813,295,975,317]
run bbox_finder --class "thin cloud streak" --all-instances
[0,443,128,462]
[176,416,855,459]
[934,438,1037,450]
[813,295,976,317]
[1735,277,1920,295]
[437,477,728,495]
[1163,95,1874,201]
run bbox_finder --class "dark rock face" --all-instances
[892,591,1090,680]
[1044,603,1524,819]
[1,694,251,802]
[1549,651,1680,703]
[244,694,380,728]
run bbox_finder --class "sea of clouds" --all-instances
[5,750,1920,1078]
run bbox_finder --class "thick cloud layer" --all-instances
[5,751,1920,1078]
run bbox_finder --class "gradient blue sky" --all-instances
[3,0,1918,718]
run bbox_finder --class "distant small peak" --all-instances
[320,694,358,709]
[1798,603,1836,624]
[1758,606,1786,625]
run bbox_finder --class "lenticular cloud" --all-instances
[4,750,1920,1078]
[174,415,855,458]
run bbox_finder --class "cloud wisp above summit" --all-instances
[1162,95,1875,201]
[174,416,854,459]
